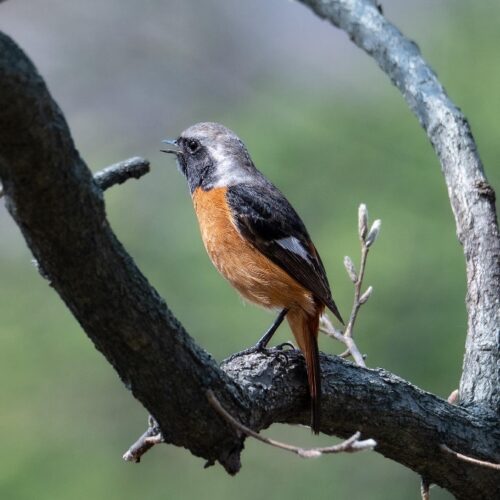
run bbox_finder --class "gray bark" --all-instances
[0,1,498,498]
[298,0,499,415]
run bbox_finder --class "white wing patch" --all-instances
[276,236,312,262]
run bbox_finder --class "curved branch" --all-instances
[298,0,499,414]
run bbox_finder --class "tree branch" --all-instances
[0,30,247,475]
[94,157,150,191]
[297,0,499,415]
[1,2,499,497]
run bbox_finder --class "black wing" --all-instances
[226,183,344,324]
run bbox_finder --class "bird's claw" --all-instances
[225,341,295,363]
[273,341,296,351]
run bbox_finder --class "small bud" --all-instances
[298,449,322,459]
[365,219,381,247]
[447,389,459,405]
[358,204,368,241]
[343,256,358,283]
[351,438,377,451]
[359,286,373,304]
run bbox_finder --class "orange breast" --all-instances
[192,187,314,314]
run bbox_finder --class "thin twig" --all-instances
[344,245,369,339]
[320,204,380,368]
[320,314,366,367]
[123,419,163,463]
[94,156,150,191]
[420,477,431,500]
[207,389,376,458]
[440,444,500,471]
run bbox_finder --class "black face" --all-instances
[174,137,216,193]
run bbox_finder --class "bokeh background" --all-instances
[1,1,498,499]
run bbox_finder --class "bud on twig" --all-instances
[359,286,373,304]
[365,219,381,248]
[344,256,358,283]
[298,449,322,459]
[358,204,368,241]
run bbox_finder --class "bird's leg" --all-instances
[226,309,289,361]
[254,308,289,351]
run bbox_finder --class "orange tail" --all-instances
[287,307,322,434]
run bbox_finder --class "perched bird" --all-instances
[162,122,343,433]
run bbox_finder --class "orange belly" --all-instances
[192,187,315,314]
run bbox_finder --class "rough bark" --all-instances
[298,0,500,415]
[0,2,498,498]
[0,32,247,473]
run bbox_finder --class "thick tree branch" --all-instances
[298,0,499,415]
[221,353,499,498]
[0,2,499,497]
[0,31,247,475]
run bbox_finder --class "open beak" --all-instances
[161,138,181,155]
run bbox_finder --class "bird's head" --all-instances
[162,122,257,193]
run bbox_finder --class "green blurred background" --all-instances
[0,1,498,499]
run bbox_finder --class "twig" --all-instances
[320,204,380,368]
[320,314,366,367]
[440,444,500,471]
[420,477,431,500]
[94,157,150,191]
[206,389,376,458]
[123,417,163,463]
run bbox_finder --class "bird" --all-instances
[162,122,343,433]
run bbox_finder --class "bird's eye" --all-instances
[187,140,200,154]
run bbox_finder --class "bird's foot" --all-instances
[225,342,269,362]
[273,341,295,351]
[269,342,296,363]
[225,341,296,363]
